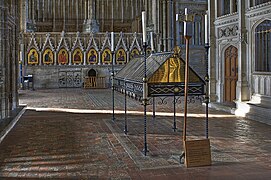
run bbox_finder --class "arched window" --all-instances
[250,0,270,7]
[218,0,237,16]
[255,20,271,72]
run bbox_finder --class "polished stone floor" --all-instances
[0,89,270,179]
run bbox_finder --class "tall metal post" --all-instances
[143,42,148,156]
[205,44,210,139]
[111,50,115,122]
[152,97,155,121]
[173,95,177,132]
[204,14,210,139]
[183,35,191,142]
[111,32,115,122]
[124,80,128,134]
[142,11,148,156]
[183,8,193,143]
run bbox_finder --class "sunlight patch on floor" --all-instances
[26,107,236,118]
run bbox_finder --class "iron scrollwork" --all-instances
[157,96,169,105]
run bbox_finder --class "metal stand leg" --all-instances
[142,43,148,156]
[205,43,210,139]
[124,81,128,134]
[173,95,177,132]
[153,97,155,121]
[111,51,115,122]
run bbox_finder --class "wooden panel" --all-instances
[184,139,212,168]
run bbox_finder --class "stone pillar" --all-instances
[88,0,93,19]
[230,0,233,14]
[236,0,250,101]
[42,0,45,22]
[54,51,57,65]
[98,51,101,65]
[0,2,4,118]
[28,0,31,21]
[20,0,27,32]
[83,0,99,33]
[39,52,42,65]
[53,0,56,31]
[69,51,72,65]
[64,0,67,31]
[83,51,87,65]
[152,0,157,33]
[209,0,218,102]
[84,0,87,21]
[76,0,79,31]
[167,0,174,50]
[162,0,167,51]
[12,27,18,109]
[32,0,35,21]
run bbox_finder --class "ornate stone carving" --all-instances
[218,25,238,39]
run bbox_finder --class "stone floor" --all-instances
[0,88,270,179]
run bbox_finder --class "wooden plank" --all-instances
[184,139,211,168]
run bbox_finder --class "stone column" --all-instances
[76,0,79,31]
[98,51,101,65]
[151,0,157,32]
[88,0,92,20]
[39,52,42,65]
[101,0,105,31]
[63,0,66,31]
[209,0,217,102]
[28,0,31,21]
[42,0,45,22]
[162,0,167,51]
[167,0,174,50]
[13,26,19,108]
[236,0,250,101]
[20,0,27,32]
[32,0,35,21]
[230,0,233,14]
[0,2,4,118]
[69,51,72,65]
[83,51,87,65]
[84,0,99,32]
[53,0,55,31]
[84,0,87,21]
[112,0,114,31]
[37,0,41,21]
[54,51,57,65]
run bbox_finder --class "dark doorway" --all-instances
[88,69,96,77]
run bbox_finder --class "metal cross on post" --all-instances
[178,7,194,164]
[183,7,194,143]
[178,9,212,168]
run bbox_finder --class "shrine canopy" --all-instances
[114,49,205,99]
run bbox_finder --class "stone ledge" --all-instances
[0,106,26,144]
[235,101,271,126]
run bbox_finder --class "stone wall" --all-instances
[0,1,20,120]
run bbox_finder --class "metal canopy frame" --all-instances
[115,51,205,99]
[113,49,207,156]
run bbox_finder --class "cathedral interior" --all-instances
[0,0,271,179]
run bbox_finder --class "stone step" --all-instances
[245,103,271,125]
